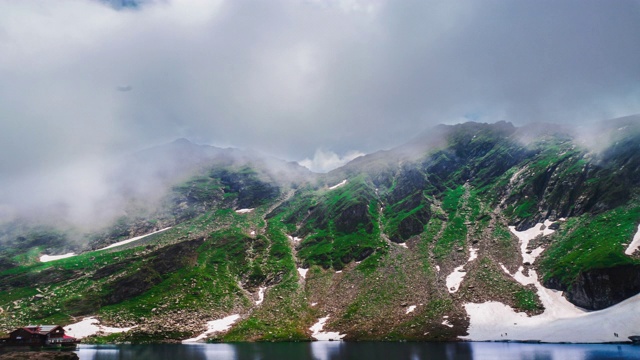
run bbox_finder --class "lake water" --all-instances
[76,342,640,360]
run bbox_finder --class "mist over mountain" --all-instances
[1,0,639,204]
[1,0,639,345]
[1,119,639,343]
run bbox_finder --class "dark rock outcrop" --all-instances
[545,264,640,310]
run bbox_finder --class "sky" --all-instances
[0,0,639,225]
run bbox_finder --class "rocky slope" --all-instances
[0,118,639,343]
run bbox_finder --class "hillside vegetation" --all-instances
[1,119,639,342]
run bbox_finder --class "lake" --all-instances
[76,342,640,360]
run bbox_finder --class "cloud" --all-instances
[0,0,639,227]
[299,149,365,173]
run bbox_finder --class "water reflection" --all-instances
[76,342,640,360]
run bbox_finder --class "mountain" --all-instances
[1,118,639,343]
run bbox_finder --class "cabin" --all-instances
[1,325,78,348]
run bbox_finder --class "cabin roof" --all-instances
[22,325,63,335]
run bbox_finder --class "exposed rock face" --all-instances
[104,238,204,305]
[545,265,640,310]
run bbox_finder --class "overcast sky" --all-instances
[1,0,639,224]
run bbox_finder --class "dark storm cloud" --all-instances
[0,0,638,225]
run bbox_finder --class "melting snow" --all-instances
[508,220,554,264]
[442,320,454,328]
[459,220,634,343]
[98,227,172,251]
[298,268,308,279]
[624,224,640,255]
[445,247,479,293]
[468,247,478,261]
[41,228,173,262]
[310,316,346,341]
[235,208,254,214]
[256,287,266,305]
[329,180,347,190]
[182,314,240,343]
[509,166,527,185]
[446,266,467,293]
[405,305,416,314]
[40,253,76,262]
[64,317,133,339]
[462,293,640,343]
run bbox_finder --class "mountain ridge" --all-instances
[1,118,639,343]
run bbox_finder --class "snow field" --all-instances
[256,287,266,305]
[40,253,76,262]
[182,314,241,343]
[624,224,640,255]
[98,227,172,251]
[309,316,346,341]
[460,220,640,342]
[235,208,254,214]
[40,227,172,262]
[328,180,347,190]
[445,247,478,293]
[64,317,133,339]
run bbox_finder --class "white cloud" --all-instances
[299,149,364,173]
[0,0,639,228]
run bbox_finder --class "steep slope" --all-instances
[0,119,639,343]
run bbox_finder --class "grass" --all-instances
[417,218,443,273]
[539,205,640,286]
[467,257,543,313]
[434,186,467,258]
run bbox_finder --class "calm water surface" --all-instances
[76,342,640,360]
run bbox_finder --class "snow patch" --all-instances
[446,266,467,293]
[508,220,554,264]
[311,302,318,306]
[182,314,240,343]
[41,228,173,262]
[625,224,640,255]
[287,235,302,242]
[461,221,613,342]
[255,287,266,305]
[298,268,308,279]
[468,247,478,261]
[40,253,76,262]
[405,305,416,314]
[250,230,256,236]
[98,227,171,251]
[310,316,346,341]
[435,265,440,272]
[64,317,133,339]
[398,242,408,248]
[461,293,640,342]
[509,166,527,185]
[335,270,342,274]
[328,180,347,190]
[442,320,454,328]
[445,247,479,293]
[235,208,254,214]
